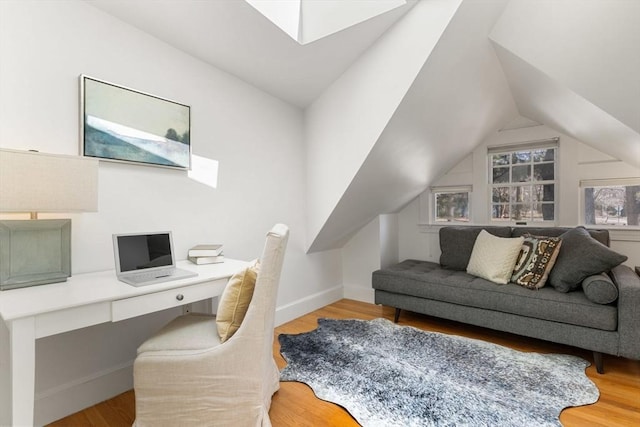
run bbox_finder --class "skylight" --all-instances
[245,0,407,45]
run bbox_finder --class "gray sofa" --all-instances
[373,226,640,374]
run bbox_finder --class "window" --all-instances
[581,179,640,226]
[432,186,471,223]
[489,140,557,222]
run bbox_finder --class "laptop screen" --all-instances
[113,232,175,274]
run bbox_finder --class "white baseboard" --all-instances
[35,360,134,426]
[274,285,343,326]
[343,285,375,304]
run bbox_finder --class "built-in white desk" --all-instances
[0,259,247,427]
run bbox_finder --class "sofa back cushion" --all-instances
[439,226,511,270]
[511,227,610,247]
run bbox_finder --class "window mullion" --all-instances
[489,145,556,223]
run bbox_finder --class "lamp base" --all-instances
[0,219,71,291]
[0,273,68,291]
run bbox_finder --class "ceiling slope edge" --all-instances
[298,0,407,45]
[245,0,408,45]
[489,0,640,136]
[491,41,640,169]
[304,0,464,253]
[306,0,516,253]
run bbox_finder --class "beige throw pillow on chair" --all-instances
[216,260,260,342]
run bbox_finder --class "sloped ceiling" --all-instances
[306,0,516,251]
[85,0,416,108]
[84,0,639,252]
[492,43,640,168]
[490,0,640,168]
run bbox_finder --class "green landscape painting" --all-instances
[82,76,191,169]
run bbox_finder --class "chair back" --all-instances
[236,223,288,340]
[133,224,289,427]
[230,223,288,416]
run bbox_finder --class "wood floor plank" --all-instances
[47,299,640,426]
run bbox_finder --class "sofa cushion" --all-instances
[511,234,562,289]
[511,227,610,247]
[439,226,512,271]
[372,260,617,331]
[466,230,523,284]
[549,227,627,292]
[582,273,618,305]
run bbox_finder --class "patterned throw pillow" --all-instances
[511,234,562,289]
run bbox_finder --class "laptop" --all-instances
[113,231,197,286]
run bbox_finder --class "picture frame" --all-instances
[80,75,191,170]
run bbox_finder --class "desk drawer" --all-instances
[112,280,225,321]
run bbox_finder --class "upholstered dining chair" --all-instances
[132,224,289,427]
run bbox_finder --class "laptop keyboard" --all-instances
[119,268,197,287]
[127,269,174,284]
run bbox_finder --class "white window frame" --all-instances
[429,185,472,224]
[579,177,640,228]
[488,139,558,225]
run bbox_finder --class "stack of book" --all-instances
[188,244,224,264]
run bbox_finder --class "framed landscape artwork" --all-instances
[80,75,191,169]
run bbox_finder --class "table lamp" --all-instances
[0,148,99,290]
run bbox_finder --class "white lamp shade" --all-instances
[0,149,99,213]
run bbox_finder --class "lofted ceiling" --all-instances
[85,0,640,252]
[489,0,640,169]
[305,0,517,251]
[85,0,417,108]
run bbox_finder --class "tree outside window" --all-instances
[489,146,556,222]
[434,191,470,222]
[584,185,640,226]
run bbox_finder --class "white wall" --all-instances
[342,213,399,303]
[342,217,381,303]
[0,1,341,424]
[398,123,640,267]
[399,196,438,262]
[379,214,399,269]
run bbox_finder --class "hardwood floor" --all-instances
[48,299,640,426]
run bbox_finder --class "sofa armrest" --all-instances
[610,264,640,359]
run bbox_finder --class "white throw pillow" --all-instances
[466,230,524,284]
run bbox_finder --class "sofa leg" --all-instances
[593,351,604,374]
[394,308,401,323]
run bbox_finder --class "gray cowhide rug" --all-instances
[279,318,599,427]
